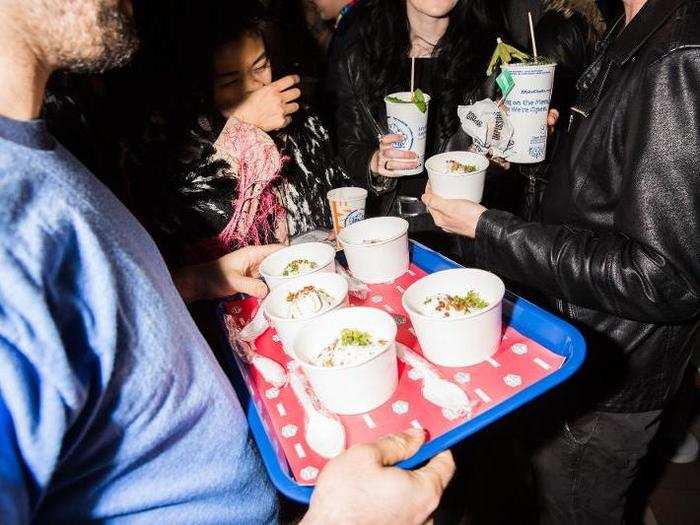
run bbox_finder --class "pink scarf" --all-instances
[194,117,287,261]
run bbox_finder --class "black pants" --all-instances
[532,410,662,524]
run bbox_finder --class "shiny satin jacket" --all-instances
[475,0,700,412]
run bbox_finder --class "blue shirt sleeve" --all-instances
[0,242,82,523]
[0,391,29,524]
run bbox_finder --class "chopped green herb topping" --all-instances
[339,328,372,347]
[282,259,318,277]
[432,291,489,315]
[451,291,489,311]
[447,160,478,173]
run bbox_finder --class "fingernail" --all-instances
[405,428,426,439]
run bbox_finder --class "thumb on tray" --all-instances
[374,428,427,466]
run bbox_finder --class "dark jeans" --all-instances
[533,410,662,524]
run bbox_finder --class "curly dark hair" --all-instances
[357,0,505,140]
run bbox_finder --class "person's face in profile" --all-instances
[407,0,459,18]
[213,32,272,114]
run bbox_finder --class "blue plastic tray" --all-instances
[218,241,586,504]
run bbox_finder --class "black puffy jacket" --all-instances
[474,0,700,412]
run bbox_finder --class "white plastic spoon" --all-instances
[288,364,346,459]
[238,296,271,342]
[224,314,287,388]
[396,342,472,417]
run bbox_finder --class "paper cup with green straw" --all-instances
[493,15,557,164]
[500,62,556,163]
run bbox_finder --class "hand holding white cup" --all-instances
[370,134,420,178]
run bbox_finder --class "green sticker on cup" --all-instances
[496,69,515,99]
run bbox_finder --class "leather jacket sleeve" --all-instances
[474,50,700,324]
[333,50,397,195]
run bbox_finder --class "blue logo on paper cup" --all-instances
[387,117,414,150]
[345,209,365,226]
[529,146,545,159]
[529,133,547,159]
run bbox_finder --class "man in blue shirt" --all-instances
[0,0,454,523]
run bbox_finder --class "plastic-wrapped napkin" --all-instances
[458,99,514,159]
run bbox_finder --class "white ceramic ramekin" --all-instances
[260,242,336,290]
[292,307,398,415]
[402,268,505,367]
[264,272,350,357]
[425,151,489,201]
[337,217,409,284]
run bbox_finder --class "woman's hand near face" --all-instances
[370,134,420,178]
[227,74,301,132]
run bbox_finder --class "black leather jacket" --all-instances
[474,0,700,412]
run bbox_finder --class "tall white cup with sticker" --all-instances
[501,63,556,164]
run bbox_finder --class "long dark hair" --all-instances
[358,0,504,140]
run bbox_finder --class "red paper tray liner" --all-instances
[223,264,564,485]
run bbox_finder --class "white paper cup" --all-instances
[425,151,490,201]
[327,187,368,240]
[260,242,336,290]
[402,268,505,367]
[385,92,431,176]
[501,63,556,164]
[337,217,409,284]
[264,273,349,357]
[293,307,398,414]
